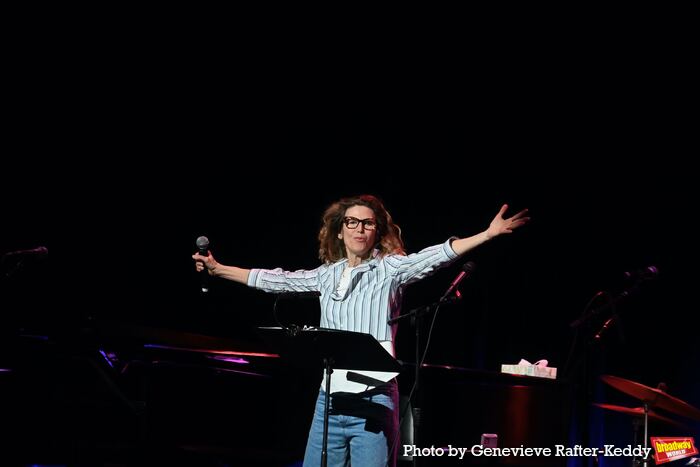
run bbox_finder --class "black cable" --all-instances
[386,303,443,466]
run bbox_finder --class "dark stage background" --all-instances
[2,130,697,465]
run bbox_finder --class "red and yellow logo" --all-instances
[651,437,698,465]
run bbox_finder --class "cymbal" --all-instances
[601,375,700,421]
[593,403,689,429]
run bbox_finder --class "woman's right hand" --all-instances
[192,251,219,276]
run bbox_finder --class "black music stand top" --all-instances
[257,326,401,373]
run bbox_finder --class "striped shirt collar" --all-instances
[334,248,381,269]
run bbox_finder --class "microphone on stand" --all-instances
[387,262,476,325]
[591,266,660,339]
[594,316,615,341]
[440,261,476,302]
[196,236,210,293]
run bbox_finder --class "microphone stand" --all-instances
[569,279,647,330]
[388,292,461,466]
[567,277,655,462]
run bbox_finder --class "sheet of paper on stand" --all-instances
[500,358,557,379]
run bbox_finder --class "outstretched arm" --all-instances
[451,204,529,256]
[192,252,250,285]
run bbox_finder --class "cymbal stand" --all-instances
[642,402,649,467]
[631,404,649,467]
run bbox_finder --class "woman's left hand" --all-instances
[486,204,530,239]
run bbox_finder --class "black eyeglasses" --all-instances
[343,216,377,230]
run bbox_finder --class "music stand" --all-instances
[258,326,402,467]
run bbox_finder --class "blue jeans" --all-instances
[303,384,399,467]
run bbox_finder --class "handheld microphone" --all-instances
[441,261,476,302]
[196,236,210,293]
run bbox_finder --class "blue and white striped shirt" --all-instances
[247,238,459,342]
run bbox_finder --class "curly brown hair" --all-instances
[318,194,405,264]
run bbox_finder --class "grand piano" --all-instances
[2,320,322,465]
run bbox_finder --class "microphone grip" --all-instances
[198,247,210,293]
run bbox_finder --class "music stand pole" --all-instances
[321,357,333,467]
